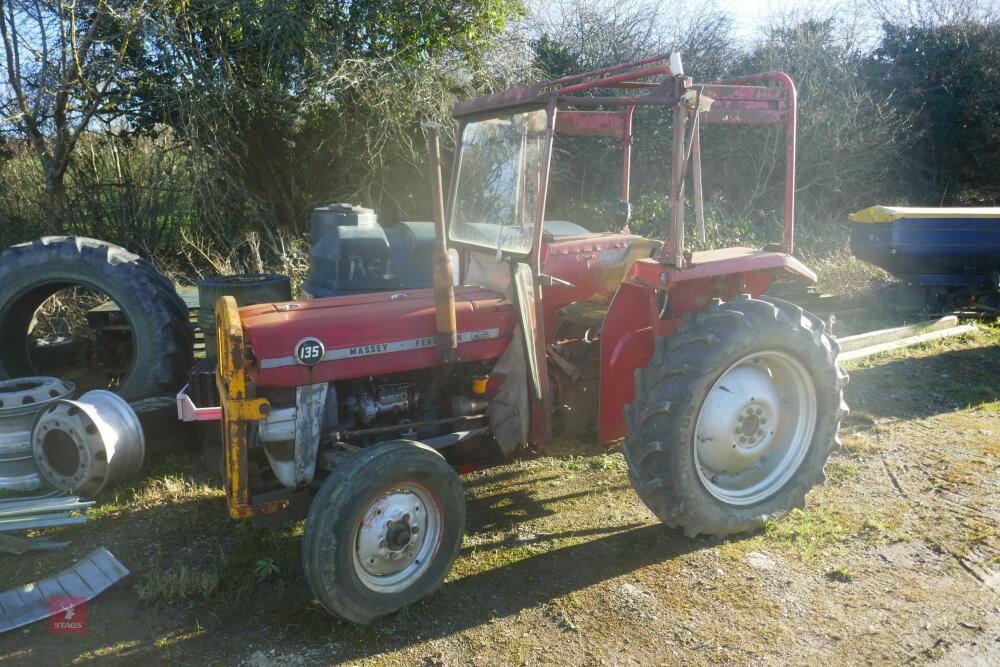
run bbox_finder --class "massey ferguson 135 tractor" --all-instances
[210,54,847,623]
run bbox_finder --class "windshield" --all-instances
[449,109,548,255]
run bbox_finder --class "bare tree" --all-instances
[0,0,148,230]
[864,0,1000,27]
[528,0,736,77]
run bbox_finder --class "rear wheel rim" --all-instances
[693,350,817,506]
[353,484,442,593]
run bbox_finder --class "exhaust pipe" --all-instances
[425,123,458,364]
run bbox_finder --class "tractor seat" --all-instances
[553,237,661,331]
[556,294,611,329]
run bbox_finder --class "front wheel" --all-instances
[622,295,848,537]
[302,440,465,624]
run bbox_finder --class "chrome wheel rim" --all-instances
[693,350,817,506]
[353,484,442,593]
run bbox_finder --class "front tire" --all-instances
[622,295,848,537]
[302,440,465,624]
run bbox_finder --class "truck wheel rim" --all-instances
[353,484,442,593]
[693,350,817,506]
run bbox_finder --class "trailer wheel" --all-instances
[302,440,465,624]
[622,296,848,537]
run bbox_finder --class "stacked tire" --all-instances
[197,274,291,357]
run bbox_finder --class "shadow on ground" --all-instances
[5,443,707,665]
[845,344,1000,420]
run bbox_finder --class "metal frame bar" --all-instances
[440,60,800,447]
[699,72,797,253]
[553,66,673,95]
[451,60,798,256]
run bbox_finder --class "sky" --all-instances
[727,0,808,35]
[723,0,862,40]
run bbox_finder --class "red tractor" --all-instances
[210,54,847,623]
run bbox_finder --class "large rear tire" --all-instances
[302,440,465,624]
[622,295,848,537]
[0,237,192,400]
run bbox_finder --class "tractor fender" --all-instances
[598,250,817,443]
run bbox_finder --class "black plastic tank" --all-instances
[384,221,436,289]
[303,203,435,297]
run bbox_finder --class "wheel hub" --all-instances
[696,364,780,474]
[354,485,439,591]
[386,521,412,550]
[693,351,817,506]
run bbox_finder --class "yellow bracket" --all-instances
[215,296,280,519]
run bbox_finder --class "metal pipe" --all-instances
[531,97,558,274]
[548,53,672,87]
[556,94,679,108]
[706,72,797,254]
[554,66,673,95]
[425,123,458,362]
[668,100,688,267]
[336,414,487,440]
[622,105,635,202]
[530,97,559,445]
[692,113,706,244]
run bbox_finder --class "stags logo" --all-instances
[49,596,87,634]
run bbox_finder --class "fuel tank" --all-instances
[239,286,515,388]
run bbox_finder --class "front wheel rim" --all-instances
[693,350,817,506]
[353,484,442,593]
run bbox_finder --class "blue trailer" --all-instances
[849,205,1000,311]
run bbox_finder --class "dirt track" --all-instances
[2,328,998,666]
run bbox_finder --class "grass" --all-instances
[77,456,305,605]
[131,519,303,604]
[136,562,221,603]
[765,507,856,559]
[812,250,896,297]
[824,459,859,484]
[764,498,904,560]
[88,471,223,519]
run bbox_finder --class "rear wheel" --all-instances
[302,440,465,624]
[622,295,848,536]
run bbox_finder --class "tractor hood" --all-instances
[239,287,515,388]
